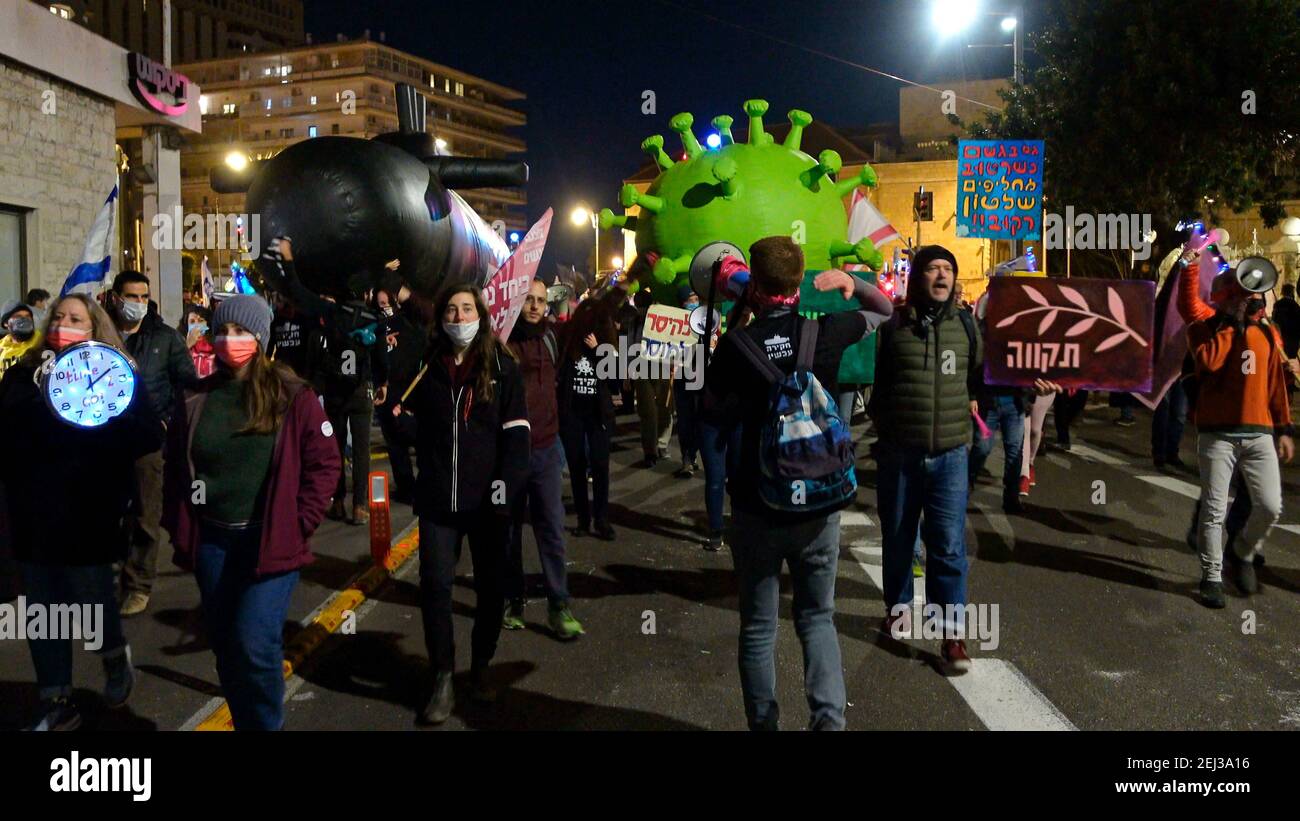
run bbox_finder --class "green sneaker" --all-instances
[502,598,525,630]
[912,557,924,578]
[547,603,585,640]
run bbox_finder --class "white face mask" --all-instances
[443,319,480,348]
[120,301,148,324]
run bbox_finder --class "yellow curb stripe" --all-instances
[194,526,420,731]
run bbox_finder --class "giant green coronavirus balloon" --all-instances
[600,99,886,381]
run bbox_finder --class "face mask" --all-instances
[442,319,480,348]
[119,301,148,323]
[381,306,395,317]
[47,325,90,351]
[188,322,208,336]
[684,302,700,312]
[6,316,34,341]
[213,333,260,368]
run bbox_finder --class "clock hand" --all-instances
[89,364,115,389]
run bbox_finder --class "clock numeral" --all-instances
[107,403,117,412]
[78,351,89,360]
[60,402,70,411]
[52,388,62,397]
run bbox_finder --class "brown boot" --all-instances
[351,504,370,526]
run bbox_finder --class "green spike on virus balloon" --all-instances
[600,99,883,303]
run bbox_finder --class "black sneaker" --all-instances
[1234,556,1259,595]
[1002,497,1024,515]
[1166,455,1189,470]
[674,461,697,478]
[569,522,591,538]
[24,698,82,732]
[703,531,726,552]
[1199,578,1226,609]
[635,456,658,469]
[594,521,616,541]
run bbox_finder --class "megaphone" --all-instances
[689,241,746,299]
[1234,256,1278,294]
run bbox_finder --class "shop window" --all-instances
[308,126,318,138]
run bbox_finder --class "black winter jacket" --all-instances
[400,348,531,522]
[0,362,163,565]
[123,309,198,428]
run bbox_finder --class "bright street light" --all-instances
[224,151,249,171]
[931,0,980,36]
[705,132,722,149]
[571,206,593,226]
[1000,16,1017,31]
[612,256,623,270]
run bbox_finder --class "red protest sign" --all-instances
[983,277,1155,392]
[485,208,553,340]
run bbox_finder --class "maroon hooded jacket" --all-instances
[162,376,341,577]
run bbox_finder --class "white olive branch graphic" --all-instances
[995,284,1147,352]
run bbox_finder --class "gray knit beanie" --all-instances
[212,294,273,351]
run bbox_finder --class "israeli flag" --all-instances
[60,186,118,297]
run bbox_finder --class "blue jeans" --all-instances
[877,445,970,617]
[506,440,570,605]
[20,563,126,701]
[729,510,846,731]
[969,395,1026,504]
[698,420,741,534]
[195,524,299,731]
[1151,379,1188,462]
[673,380,700,465]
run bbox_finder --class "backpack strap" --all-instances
[542,328,558,365]
[732,329,786,386]
[796,315,820,373]
[957,308,977,373]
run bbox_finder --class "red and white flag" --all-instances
[848,189,900,247]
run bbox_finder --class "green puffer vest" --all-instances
[871,303,982,454]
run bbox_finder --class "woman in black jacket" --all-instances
[397,283,530,725]
[557,294,621,541]
[0,294,163,731]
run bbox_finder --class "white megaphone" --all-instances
[1234,256,1278,294]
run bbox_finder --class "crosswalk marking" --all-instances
[842,525,1072,731]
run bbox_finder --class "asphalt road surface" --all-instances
[3,399,1299,731]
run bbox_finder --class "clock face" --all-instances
[43,341,137,429]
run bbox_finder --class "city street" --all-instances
[4,399,1298,732]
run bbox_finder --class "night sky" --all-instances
[304,0,1023,271]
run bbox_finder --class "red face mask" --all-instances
[47,325,90,351]
[213,333,260,368]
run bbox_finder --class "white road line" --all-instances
[947,660,1077,731]
[1136,473,1201,500]
[1067,442,1128,466]
[841,510,872,527]
[847,531,1073,731]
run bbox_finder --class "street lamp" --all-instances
[612,256,623,270]
[936,1,1024,85]
[571,205,599,274]
[224,150,249,171]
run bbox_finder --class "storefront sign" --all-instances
[127,52,190,117]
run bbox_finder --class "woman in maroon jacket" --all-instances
[162,294,340,730]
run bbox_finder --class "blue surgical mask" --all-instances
[188,322,208,336]
[684,302,700,312]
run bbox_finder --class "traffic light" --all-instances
[914,190,934,222]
